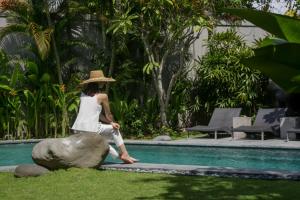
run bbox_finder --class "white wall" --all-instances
[190,21,268,61]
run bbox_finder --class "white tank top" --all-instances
[72,93,102,132]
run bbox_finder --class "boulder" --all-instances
[32,133,109,170]
[14,164,49,178]
[152,135,172,141]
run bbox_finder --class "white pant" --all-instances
[97,123,124,159]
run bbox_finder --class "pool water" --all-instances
[1,143,300,172]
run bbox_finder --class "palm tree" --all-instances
[0,0,58,79]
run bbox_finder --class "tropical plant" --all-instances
[167,72,194,129]
[109,86,159,138]
[51,84,79,137]
[193,29,267,115]
[0,50,28,139]
[224,8,300,114]
[0,0,56,72]
[0,0,94,139]
[108,0,213,127]
[0,48,80,139]
[224,9,300,92]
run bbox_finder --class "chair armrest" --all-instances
[280,117,300,140]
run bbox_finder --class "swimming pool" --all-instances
[1,143,300,172]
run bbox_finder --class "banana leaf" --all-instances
[224,8,300,43]
[253,43,300,69]
[245,56,300,93]
[257,37,287,47]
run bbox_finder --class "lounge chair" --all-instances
[286,128,300,141]
[233,108,287,140]
[280,117,300,141]
[185,108,242,139]
[286,117,300,141]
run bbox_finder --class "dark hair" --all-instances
[83,82,104,96]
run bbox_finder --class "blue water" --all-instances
[1,143,300,172]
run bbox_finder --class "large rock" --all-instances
[14,164,49,178]
[32,133,109,170]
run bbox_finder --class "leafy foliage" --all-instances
[110,87,160,138]
[0,1,277,139]
[29,23,53,60]
[0,52,79,139]
[224,8,300,93]
[108,0,214,126]
[193,30,267,114]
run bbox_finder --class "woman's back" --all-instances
[72,93,102,132]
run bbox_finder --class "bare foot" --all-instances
[130,157,139,162]
[120,154,134,164]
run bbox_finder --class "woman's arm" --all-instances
[99,93,113,122]
[97,93,120,129]
[99,113,111,124]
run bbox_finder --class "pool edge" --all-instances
[100,163,300,180]
[1,163,300,180]
[1,138,300,150]
[0,165,17,172]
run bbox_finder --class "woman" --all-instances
[72,70,137,164]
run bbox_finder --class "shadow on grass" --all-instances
[133,175,300,200]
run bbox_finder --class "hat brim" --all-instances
[79,77,116,85]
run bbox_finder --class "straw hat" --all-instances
[79,70,116,85]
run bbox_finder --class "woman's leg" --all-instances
[98,124,135,163]
[108,145,119,159]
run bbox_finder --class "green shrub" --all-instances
[193,29,268,116]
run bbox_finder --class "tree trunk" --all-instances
[155,69,168,126]
[106,36,116,92]
[142,36,170,127]
[105,0,116,92]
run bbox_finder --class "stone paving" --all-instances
[1,137,300,148]
[124,137,300,149]
[101,163,300,180]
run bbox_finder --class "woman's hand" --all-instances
[110,122,120,129]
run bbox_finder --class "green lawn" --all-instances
[0,168,299,200]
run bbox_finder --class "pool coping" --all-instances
[1,163,300,180]
[100,163,300,180]
[123,139,300,150]
[1,138,300,150]
[0,139,44,145]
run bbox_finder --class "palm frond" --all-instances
[63,57,78,67]
[29,23,53,60]
[47,0,65,13]
[65,40,94,49]
[0,24,28,41]
[0,32,36,60]
[68,1,89,16]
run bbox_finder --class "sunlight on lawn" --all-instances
[0,168,300,200]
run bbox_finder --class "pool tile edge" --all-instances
[0,165,17,172]
[100,163,300,180]
[2,138,300,150]
[1,163,300,180]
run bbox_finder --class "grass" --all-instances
[1,168,300,200]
